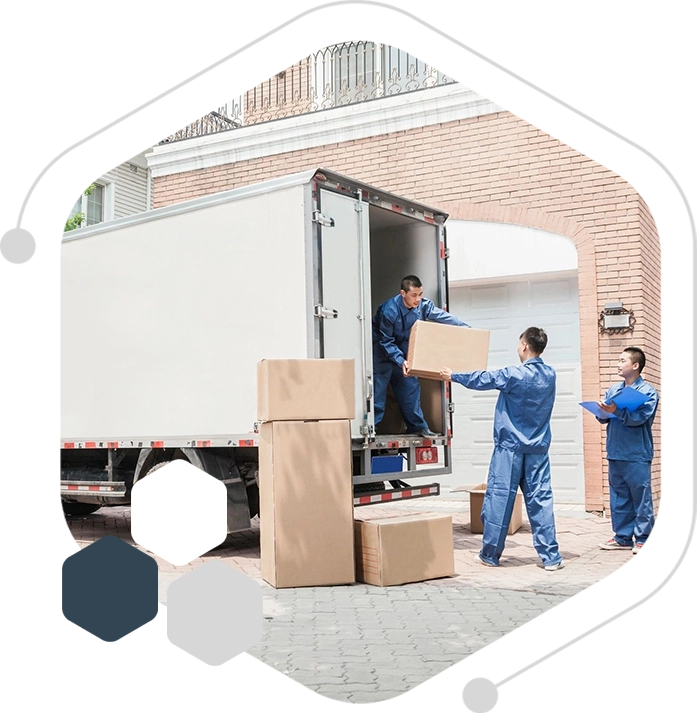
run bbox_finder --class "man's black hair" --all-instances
[400,275,422,292]
[520,327,548,355]
[623,346,646,373]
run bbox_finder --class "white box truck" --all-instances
[61,168,459,530]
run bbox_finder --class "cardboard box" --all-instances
[406,321,490,379]
[354,513,455,586]
[467,483,524,535]
[258,420,355,588]
[257,358,355,422]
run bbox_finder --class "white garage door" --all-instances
[446,275,585,503]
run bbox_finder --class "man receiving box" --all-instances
[440,327,564,571]
[372,275,469,438]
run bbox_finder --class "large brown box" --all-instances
[257,358,355,422]
[467,483,524,535]
[258,420,355,588]
[406,321,490,379]
[354,513,455,586]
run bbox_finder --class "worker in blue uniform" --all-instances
[596,347,658,555]
[440,327,565,571]
[372,274,469,437]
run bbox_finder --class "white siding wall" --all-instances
[113,161,150,217]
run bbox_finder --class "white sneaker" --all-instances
[473,553,497,567]
[544,560,565,571]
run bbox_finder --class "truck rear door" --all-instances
[316,189,372,439]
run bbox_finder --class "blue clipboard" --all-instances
[579,402,616,419]
[580,387,650,419]
[610,387,650,411]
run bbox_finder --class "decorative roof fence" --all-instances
[161,42,456,143]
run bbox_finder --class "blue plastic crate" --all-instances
[371,454,404,474]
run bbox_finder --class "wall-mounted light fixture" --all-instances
[599,300,635,334]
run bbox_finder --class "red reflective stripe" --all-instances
[239,439,254,447]
[440,242,445,258]
[107,442,119,449]
[196,440,211,447]
[381,493,392,501]
[357,496,371,505]
[420,487,431,496]
[392,204,403,213]
[85,442,96,449]
[151,441,164,448]
[64,443,75,449]
[387,440,400,448]
[424,215,434,224]
[67,485,77,490]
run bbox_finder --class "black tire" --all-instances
[354,482,385,494]
[246,482,260,519]
[62,502,102,517]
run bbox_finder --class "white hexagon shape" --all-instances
[131,459,227,566]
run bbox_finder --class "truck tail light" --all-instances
[415,447,438,465]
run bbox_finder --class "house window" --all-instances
[69,183,105,228]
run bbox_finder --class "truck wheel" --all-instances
[246,482,260,519]
[354,482,384,494]
[62,502,102,517]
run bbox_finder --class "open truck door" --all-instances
[315,188,374,440]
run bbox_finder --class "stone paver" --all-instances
[65,490,633,704]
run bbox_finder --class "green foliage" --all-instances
[64,183,97,232]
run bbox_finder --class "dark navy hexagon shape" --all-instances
[63,536,158,641]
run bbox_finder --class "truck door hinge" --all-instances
[314,304,338,319]
[312,211,335,227]
[443,247,451,259]
[447,402,455,413]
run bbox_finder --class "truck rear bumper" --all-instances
[61,481,126,498]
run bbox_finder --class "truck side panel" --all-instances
[61,185,310,440]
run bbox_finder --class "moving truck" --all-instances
[61,168,459,531]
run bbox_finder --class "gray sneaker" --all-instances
[544,560,565,571]
[599,538,632,550]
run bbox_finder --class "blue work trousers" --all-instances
[373,359,428,432]
[480,447,562,567]
[608,460,654,546]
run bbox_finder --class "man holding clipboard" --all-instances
[587,347,659,554]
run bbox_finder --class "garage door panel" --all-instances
[548,458,585,503]
[542,327,577,360]
[553,364,582,398]
[548,414,584,452]
[467,283,512,311]
[529,278,574,307]
[451,456,493,485]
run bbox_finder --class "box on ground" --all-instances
[354,513,455,586]
[259,420,355,588]
[407,321,490,379]
[257,358,355,422]
[467,483,524,535]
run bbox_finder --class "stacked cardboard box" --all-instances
[257,359,356,588]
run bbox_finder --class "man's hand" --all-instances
[440,368,452,381]
[597,400,617,414]
[402,361,410,377]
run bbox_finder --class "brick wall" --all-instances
[153,110,662,513]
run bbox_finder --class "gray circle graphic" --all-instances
[1,228,35,263]
[463,678,498,712]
